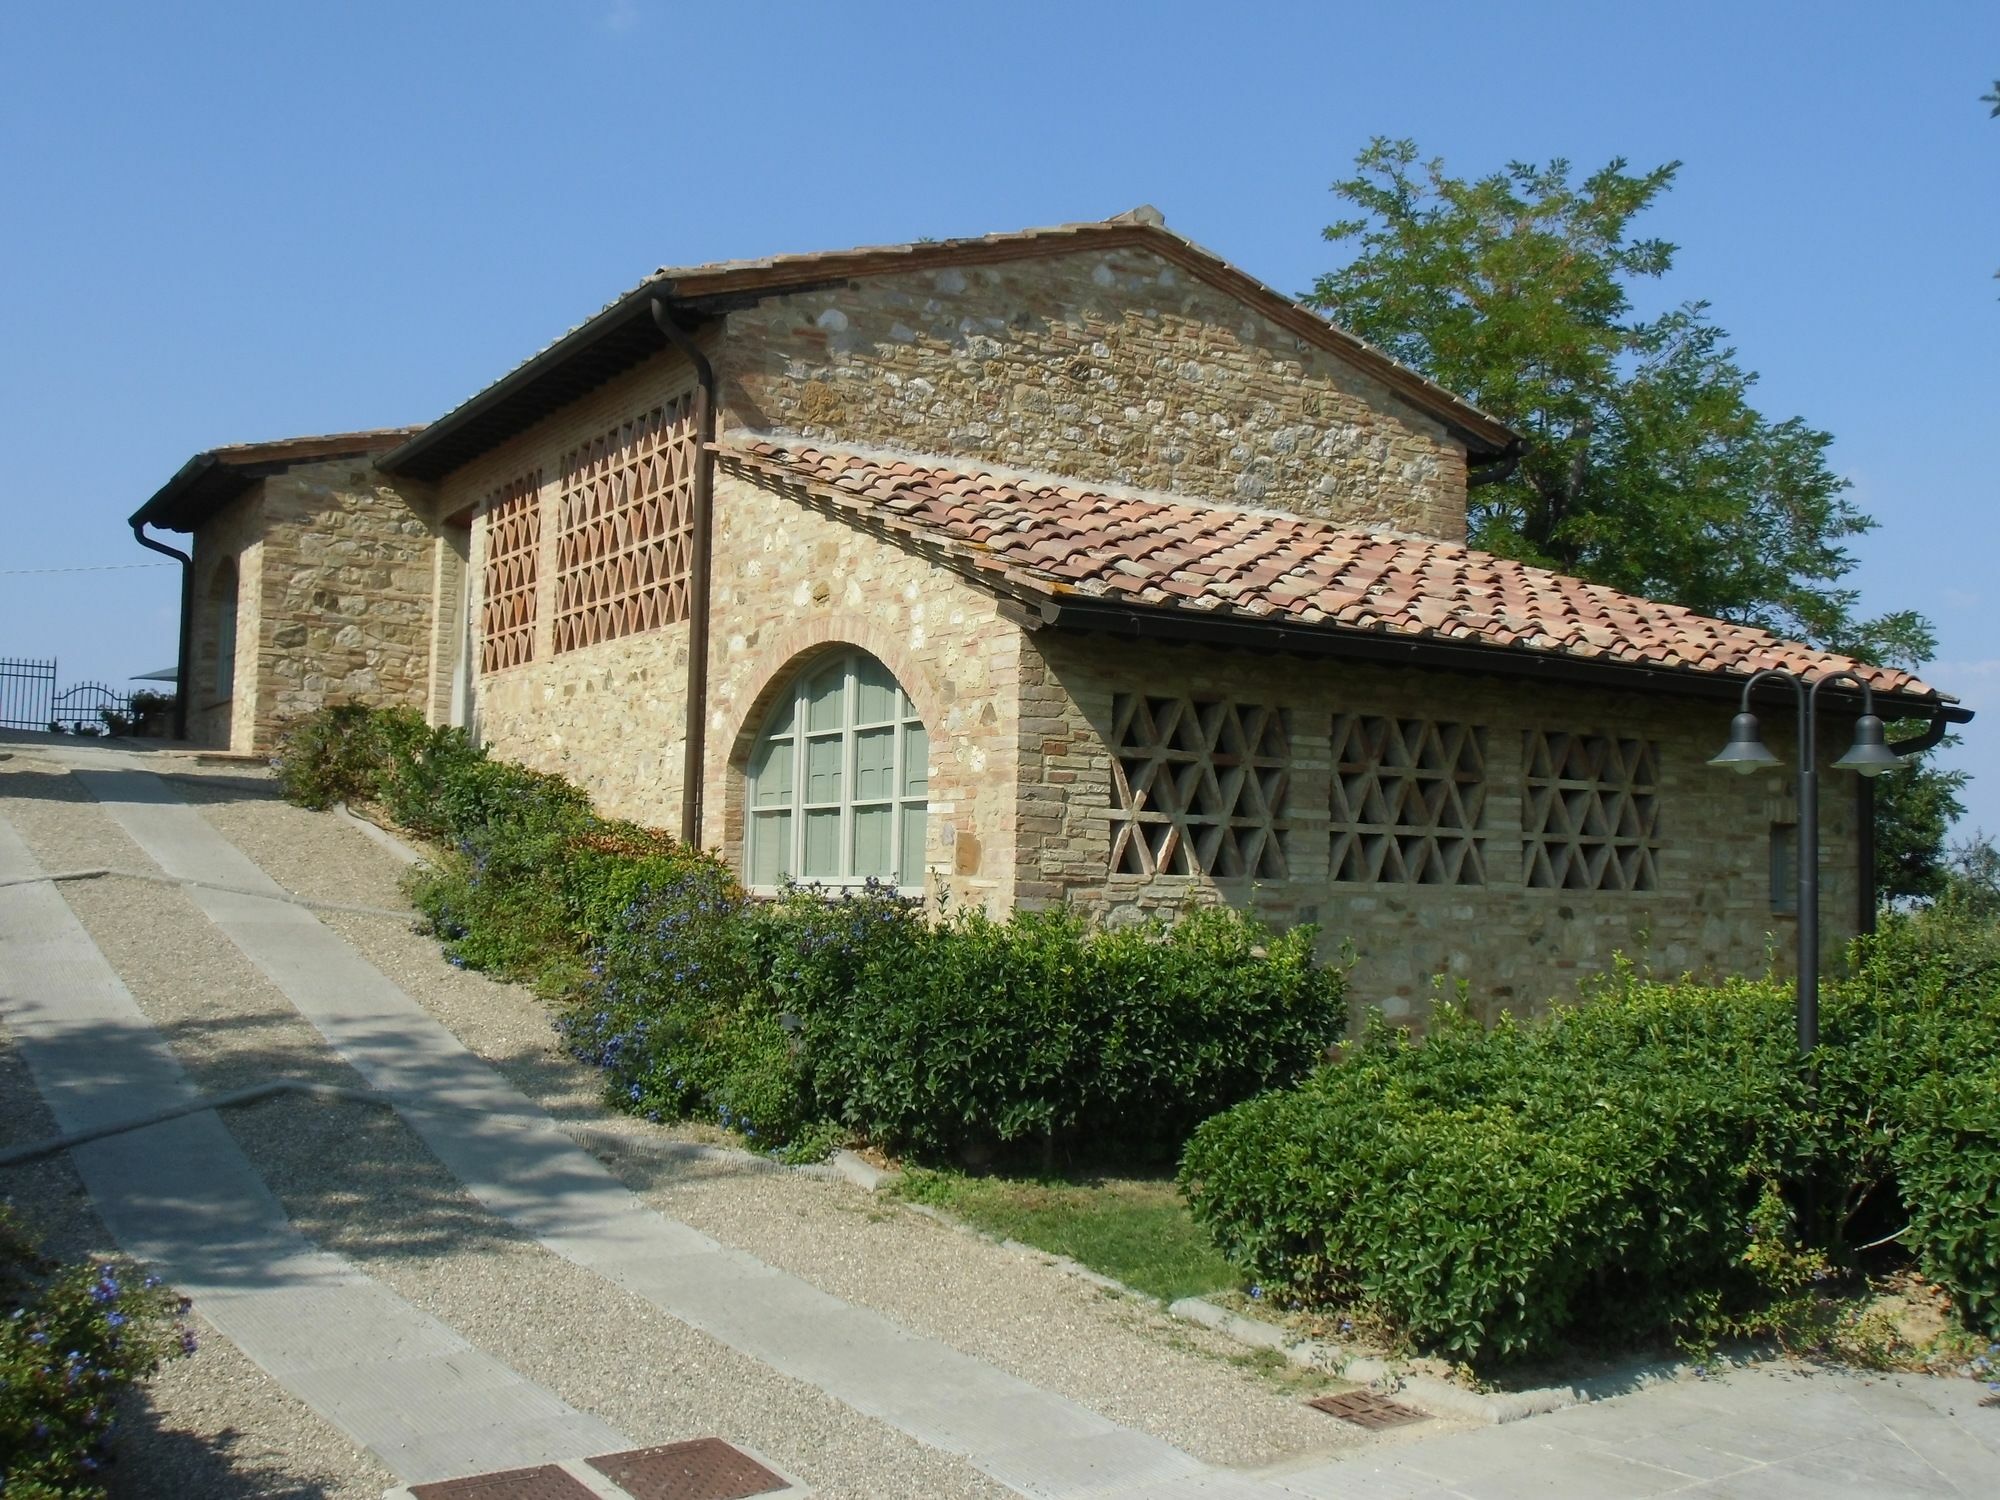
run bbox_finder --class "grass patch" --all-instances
[894,1169,1238,1303]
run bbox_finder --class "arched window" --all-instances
[746,650,929,891]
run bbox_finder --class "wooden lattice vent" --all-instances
[1109,695,1290,878]
[1523,730,1661,891]
[554,395,696,653]
[1330,715,1487,885]
[478,470,541,673]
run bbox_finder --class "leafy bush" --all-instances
[1181,914,2000,1364]
[787,899,1341,1160]
[274,705,723,991]
[1890,1063,2000,1336]
[1181,979,1812,1363]
[1,1209,194,1497]
[272,702,415,809]
[275,705,1349,1165]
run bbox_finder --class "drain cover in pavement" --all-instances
[586,1438,788,1499]
[409,1466,598,1500]
[1306,1390,1428,1429]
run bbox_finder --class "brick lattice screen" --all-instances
[554,396,696,654]
[1329,715,1487,885]
[1109,695,1290,878]
[479,470,542,673]
[1522,730,1661,891]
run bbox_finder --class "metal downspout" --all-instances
[131,521,193,741]
[1857,705,1960,929]
[649,297,716,848]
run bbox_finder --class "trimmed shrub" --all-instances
[1181,912,2000,1364]
[1,1209,194,1497]
[1180,981,1812,1363]
[787,900,1342,1160]
[1894,1063,2000,1336]
[272,701,409,809]
[274,705,1350,1163]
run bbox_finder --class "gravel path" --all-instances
[3,748,1379,1492]
[169,766,1366,1468]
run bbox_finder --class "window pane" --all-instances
[803,809,841,878]
[902,722,929,796]
[750,733,793,807]
[807,663,846,733]
[853,804,893,880]
[749,810,792,887]
[805,734,843,804]
[900,804,927,886]
[855,726,895,800]
[765,690,797,739]
[854,655,899,725]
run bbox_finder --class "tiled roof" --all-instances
[132,428,426,532]
[719,439,1945,706]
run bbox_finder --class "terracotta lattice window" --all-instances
[1109,695,1289,878]
[553,396,695,653]
[1329,715,1487,885]
[1522,731,1661,891]
[478,471,541,673]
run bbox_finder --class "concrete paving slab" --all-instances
[1429,1445,1692,1499]
[976,1429,1207,1499]
[1269,1467,1467,1500]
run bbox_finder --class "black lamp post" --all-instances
[1709,668,1902,1054]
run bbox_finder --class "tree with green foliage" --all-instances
[1307,139,1962,900]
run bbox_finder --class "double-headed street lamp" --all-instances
[1709,669,1902,1054]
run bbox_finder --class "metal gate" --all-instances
[51,680,134,733]
[0,657,56,731]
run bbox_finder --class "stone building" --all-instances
[130,429,436,753]
[130,211,1969,1017]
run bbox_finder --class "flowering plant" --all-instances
[1,1209,194,1496]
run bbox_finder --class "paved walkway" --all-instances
[0,811,631,1481]
[3,739,1993,1498]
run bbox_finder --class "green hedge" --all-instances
[566,875,1345,1163]
[275,705,1347,1162]
[1180,917,2000,1364]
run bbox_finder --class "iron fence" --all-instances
[0,660,150,734]
[51,680,135,733]
[0,657,56,731]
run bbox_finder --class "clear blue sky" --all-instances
[3,1,1994,833]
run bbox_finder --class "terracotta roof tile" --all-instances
[719,440,1946,705]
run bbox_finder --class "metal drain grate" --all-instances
[409,1465,599,1500]
[1306,1390,1429,1429]
[586,1438,788,1500]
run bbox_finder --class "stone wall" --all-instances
[718,246,1468,539]
[702,464,1021,914]
[185,460,437,753]
[1018,630,1862,1023]
[250,460,437,751]
[188,487,267,752]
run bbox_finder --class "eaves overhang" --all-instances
[1031,594,1973,728]
[129,428,423,533]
